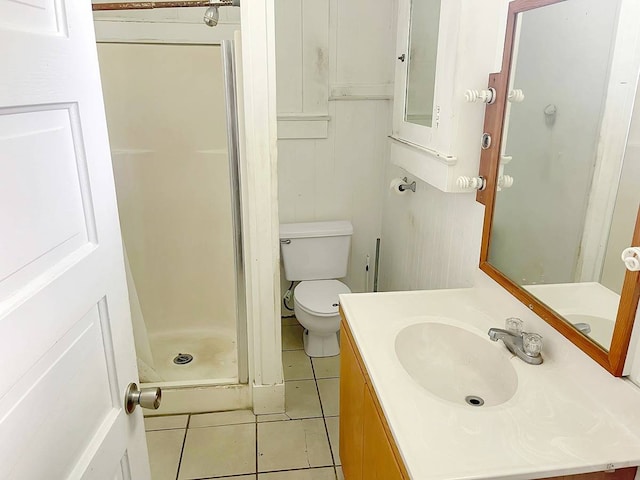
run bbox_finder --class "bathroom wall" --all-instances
[97,43,237,336]
[379,0,510,291]
[273,0,516,294]
[274,0,396,294]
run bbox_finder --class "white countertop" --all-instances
[339,276,640,480]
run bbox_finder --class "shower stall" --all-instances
[94,9,248,413]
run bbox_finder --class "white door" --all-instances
[0,1,150,479]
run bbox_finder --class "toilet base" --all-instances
[303,329,340,357]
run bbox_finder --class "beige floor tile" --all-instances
[311,356,340,379]
[282,316,299,326]
[178,423,256,479]
[324,417,340,465]
[285,380,322,419]
[336,466,344,480]
[317,378,340,417]
[257,413,292,423]
[146,429,185,480]
[283,350,314,381]
[190,409,255,428]
[283,325,305,351]
[144,414,188,431]
[257,419,332,472]
[258,467,336,479]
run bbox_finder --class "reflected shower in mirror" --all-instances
[487,0,640,351]
[404,0,441,127]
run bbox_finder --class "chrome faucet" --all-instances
[488,326,543,365]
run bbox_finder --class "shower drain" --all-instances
[173,353,194,365]
[465,395,485,407]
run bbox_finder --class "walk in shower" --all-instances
[94,9,247,411]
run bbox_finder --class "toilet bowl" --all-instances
[293,279,351,357]
[279,220,353,358]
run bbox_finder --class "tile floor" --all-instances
[145,316,343,480]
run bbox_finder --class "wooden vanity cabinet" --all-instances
[338,315,637,480]
[339,318,409,480]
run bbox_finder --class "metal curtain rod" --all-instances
[92,1,232,11]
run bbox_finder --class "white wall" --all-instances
[273,0,517,294]
[274,0,396,295]
[379,171,485,291]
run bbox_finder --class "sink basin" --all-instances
[395,322,518,407]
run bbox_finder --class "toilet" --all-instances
[279,221,353,357]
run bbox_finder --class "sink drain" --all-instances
[173,353,193,365]
[465,395,485,407]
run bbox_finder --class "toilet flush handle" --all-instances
[281,239,291,244]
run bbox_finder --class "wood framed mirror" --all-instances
[477,0,640,376]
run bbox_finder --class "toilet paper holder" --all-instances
[398,177,416,193]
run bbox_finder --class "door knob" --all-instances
[125,382,161,414]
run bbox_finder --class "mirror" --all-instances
[477,0,640,376]
[404,0,441,127]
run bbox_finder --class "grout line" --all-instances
[255,412,259,479]
[254,466,338,478]
[175,414,191,480]
[311,358,338,469]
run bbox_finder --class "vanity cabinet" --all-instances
[339,317,408,480]
[339,313,637,480]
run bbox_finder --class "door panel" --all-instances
[0,1,150,478]
[0,106,93,300]
[0,0,65,36]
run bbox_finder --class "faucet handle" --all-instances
[523,332,543,357]
[505,317,523,336]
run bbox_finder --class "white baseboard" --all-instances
[252,382,285,414]
[146,383,252,416]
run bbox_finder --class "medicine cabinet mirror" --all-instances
[477,0,640,376]
[392,0,457,155]
[403,0,441,128]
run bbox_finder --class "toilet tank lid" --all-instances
[279,221,353,239]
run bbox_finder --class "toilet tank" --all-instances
[279,221,353,281]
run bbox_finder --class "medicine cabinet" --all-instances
[390,0,494,192]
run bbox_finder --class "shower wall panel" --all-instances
[97,43,237,335]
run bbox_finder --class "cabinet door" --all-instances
[339,325,366,480]
[362,387,404,480]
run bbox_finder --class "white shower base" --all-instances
[148,328,238,383]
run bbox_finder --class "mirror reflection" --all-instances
[488,0,640,351]
[404,0,441,127]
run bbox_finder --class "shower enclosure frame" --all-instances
[94,22,249,389]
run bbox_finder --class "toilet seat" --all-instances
[294,280,351,317]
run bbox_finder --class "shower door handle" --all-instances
[124,382,162,414]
